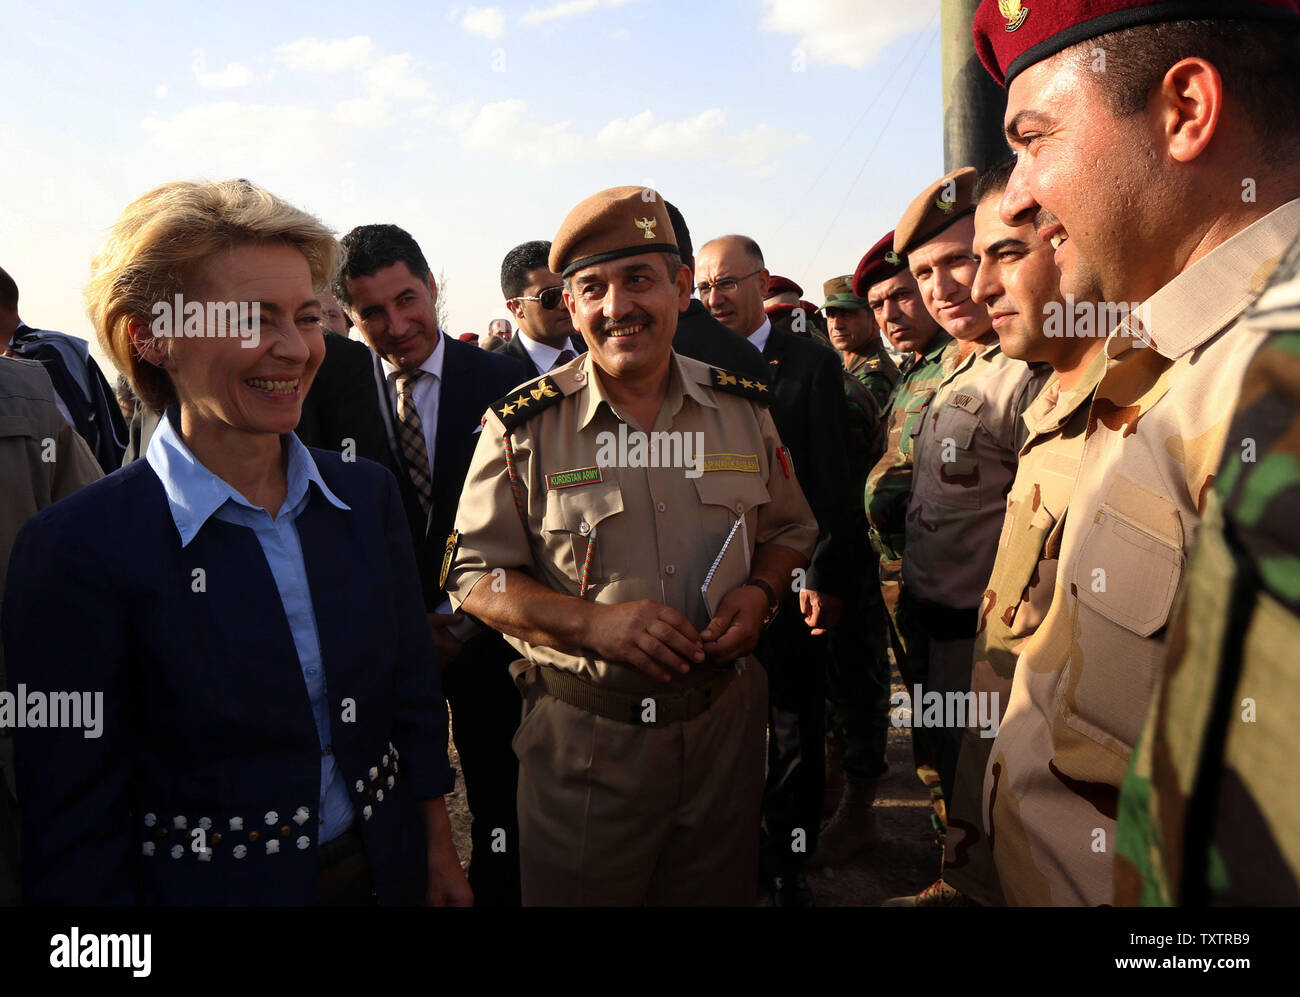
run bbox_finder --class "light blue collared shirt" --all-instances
[145,413,356,843]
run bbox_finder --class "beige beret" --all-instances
[550,185,679,279]
[893,167,977,256]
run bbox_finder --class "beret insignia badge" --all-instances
[634,217,657,239]
[997,0,1029,32]
[885,250,902,266]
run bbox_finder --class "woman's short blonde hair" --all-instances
[86,179,340,412]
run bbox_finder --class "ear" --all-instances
[1157,56,1223,165]
[505,298,523,322]
[128,317,169,369]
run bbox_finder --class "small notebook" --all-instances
[700,515,751,618]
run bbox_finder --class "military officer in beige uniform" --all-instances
[938,158,1108,906]
[894,168,1050,821]
[972,0,1300,905]
[444,186,817,906]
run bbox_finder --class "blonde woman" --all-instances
[2,179,471,906]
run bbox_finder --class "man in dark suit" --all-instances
[335,224,529,906]
[294,331,395,472]
[500,241,585,381]
[696,234,858,906]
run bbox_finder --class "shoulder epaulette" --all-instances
[490,373,567,430]
[710,366,771,404]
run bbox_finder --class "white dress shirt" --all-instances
[746,316,773,355]
[380,331,445,475]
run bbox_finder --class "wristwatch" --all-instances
[745,578,780,624]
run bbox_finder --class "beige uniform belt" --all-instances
[536,664,736,727]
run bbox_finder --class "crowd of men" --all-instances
[2,0,1299,907]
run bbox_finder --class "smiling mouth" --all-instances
[605,323,645,339]
[245,377,300,395]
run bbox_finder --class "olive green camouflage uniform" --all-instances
[845,348,901,415]
[1116,231,1300,906]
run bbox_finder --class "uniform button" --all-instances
[665,564,676,576]
[574,371,586,383]
[233,845,247,859]
[579,521,591,535]
[734,502,745,514]
[656,502,666,513]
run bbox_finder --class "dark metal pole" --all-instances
[942,0,1008,173]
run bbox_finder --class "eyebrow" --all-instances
[983,238,1029,256]
[1005,109,1052,144]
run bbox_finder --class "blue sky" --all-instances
[1,0,944,366]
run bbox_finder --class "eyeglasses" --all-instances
[513,286,565,310]
[695,269,763,297]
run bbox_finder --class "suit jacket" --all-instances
[503,332,586,382]
[373,334,529,609]
[295,332,394,472]
[761,327,859,599]
[673,299,770,383]
[2,450,452,905]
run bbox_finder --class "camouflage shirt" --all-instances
[1116,231,1300,906]
[845,346,901,414]
[988,199,1300,907]
[901,340,1050,610]
[864,330,958,561]
[943,347,1106,905]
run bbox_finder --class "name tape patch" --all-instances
[547,466,604,490]
[701,453,761,473]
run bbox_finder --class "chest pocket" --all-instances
[541,480,625,588]
[1074,481,1183,638]
[692,471,772,545]
[927,399,982,510]
[988,501,1061,645]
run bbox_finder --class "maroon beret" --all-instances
[458,332,479,342]
[766,275,803,298]
[974,0,1300,88]
[852,230,907,298]
[797,299,821,315]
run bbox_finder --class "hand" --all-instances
[428,611,466,669]
[582,600,705,684]
[423,798,474,907]
[700,585,770,663]
[799,589,843,636]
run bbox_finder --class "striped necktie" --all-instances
[551,348,576,371]
[395,369,433,515]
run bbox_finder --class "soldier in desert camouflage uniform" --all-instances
[1116,233,1300,906]
[972,0,1300,906]
[938,159,1108,906]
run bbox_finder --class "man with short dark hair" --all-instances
[824,275,899,411]
[696,233,857,905]
[881,168,1050,906]
[444,186,817,905]
[500,240,584,380]
[972,0,1300,906]
[336,223,529,905]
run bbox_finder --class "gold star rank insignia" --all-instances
[514,394,531,409]
[499,400,517,417]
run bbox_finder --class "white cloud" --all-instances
[191,50,254,89]
[760,0,938,69]
[521,0,634,27]
[458,100,806,170]
[273,35,376,72]
[154,84,168,98]
[461,6,506,39]
[363,52,433,103]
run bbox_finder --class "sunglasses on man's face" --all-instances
[515,286,566,310]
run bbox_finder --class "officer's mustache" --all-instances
[598,310,654,335]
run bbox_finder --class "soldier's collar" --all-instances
[577,350,709,432]
[1116,198,1300,361]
